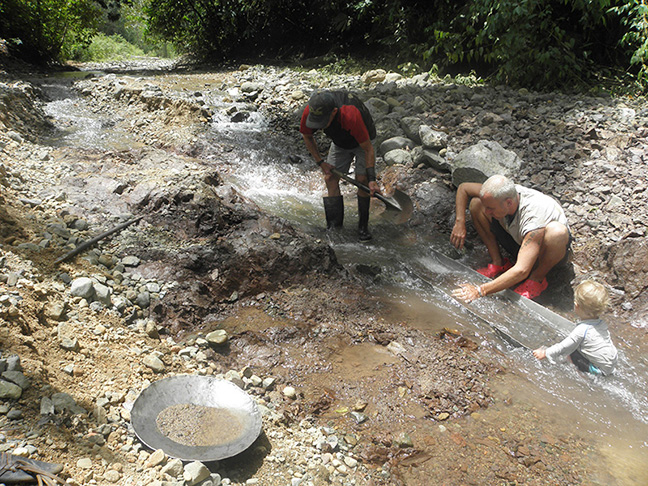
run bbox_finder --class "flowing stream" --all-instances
[39,69,648,484]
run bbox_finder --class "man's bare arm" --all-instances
[481,228,544,295]
[450,182,483,249]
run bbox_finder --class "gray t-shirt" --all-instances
[545,318,618,375]
[498,185,568,245]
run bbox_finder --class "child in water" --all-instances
[533,280,618,376]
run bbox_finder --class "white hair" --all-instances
[479,175,517,200]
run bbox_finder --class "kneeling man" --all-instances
[451,175,570,302]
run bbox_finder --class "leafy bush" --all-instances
[0,0,101,62]
[69,33,145,62]
[2,0,646,92]
[610,0,648,90]
[140,0,648,91]
[426,0,616,90]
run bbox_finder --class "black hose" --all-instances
[54,216,143,265]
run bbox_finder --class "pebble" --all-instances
[206,329,228,345]
[183,461,211,485]
[104,469,121,482]
[10,446,28,456]
[283,386,297,399]
[143,354,165,372]
[144,448,166,467]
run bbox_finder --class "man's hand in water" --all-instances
[452,283,482,303]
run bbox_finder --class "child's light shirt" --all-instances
[545,318,618,375]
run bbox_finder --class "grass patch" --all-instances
[70,33,146,62]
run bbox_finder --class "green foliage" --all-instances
[68,33,145,61]
[610,0,648,90]
[317,56,373,75]
[143,0,382,59]
[0,0,101,62]
[137,0,648,91]
[427,0,616,89]
[1,0,646,92]
[95,0,176,58]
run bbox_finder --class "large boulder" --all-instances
[412,148,451,172]
[419,126,448,150]
[400,116,423,144]
[364,97,391,120]
[379,136,416,155]
[384,149,412,166]
[607,236,648,299]
[450,140,523,187]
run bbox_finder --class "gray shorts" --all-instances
[327,142,368,175]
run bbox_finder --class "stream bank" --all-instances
[1,56,647,485]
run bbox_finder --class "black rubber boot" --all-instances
[357,195,372,241]
[323,196,344,229]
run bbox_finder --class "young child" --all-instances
[533,280,618,376]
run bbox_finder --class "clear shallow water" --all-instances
[41,70,648,483]
[36,72,142,151]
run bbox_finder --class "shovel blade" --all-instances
[378,189,414,224]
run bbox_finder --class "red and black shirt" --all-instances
[300,91,376,149]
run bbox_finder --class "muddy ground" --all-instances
[1,53,647,486]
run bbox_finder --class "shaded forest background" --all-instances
[0,0,647,92]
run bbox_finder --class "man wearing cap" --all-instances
[300,89,379,241]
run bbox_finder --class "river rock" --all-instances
[361,69,386,84]
[70,277,95,300]
[365,97,390,118]
[161,458,184,478]
[384,149,412,166]
[384,72,403,83]
[121,255,140,266]
[94,282,112,306]
[400,116,423,143]
[143,354,165,372]
[145,449,167,468]
[2,370,30,390]
[419,125,448,149]
[241,81,263,93]
[379,136,416,155]
[44,301,67,320]
[206,329,228,345]
[104,469,121,482]
[283,386,297,399]
[136,291,150,308]
[60,337,80,352]
[5,355,21,372]
[0,380,23,399]
[393,432,414,448]
[41,396,55,415]
[413,148,451,172]
[52,392,86,414]
[184,461,211,486]
[450,140,523,187]
[607,236,648,299]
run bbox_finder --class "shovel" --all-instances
[331,168,413,224]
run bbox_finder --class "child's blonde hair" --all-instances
[574,280,609,318]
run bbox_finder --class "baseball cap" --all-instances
[306,90,336,129]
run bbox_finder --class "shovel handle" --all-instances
[331,168,392,206]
